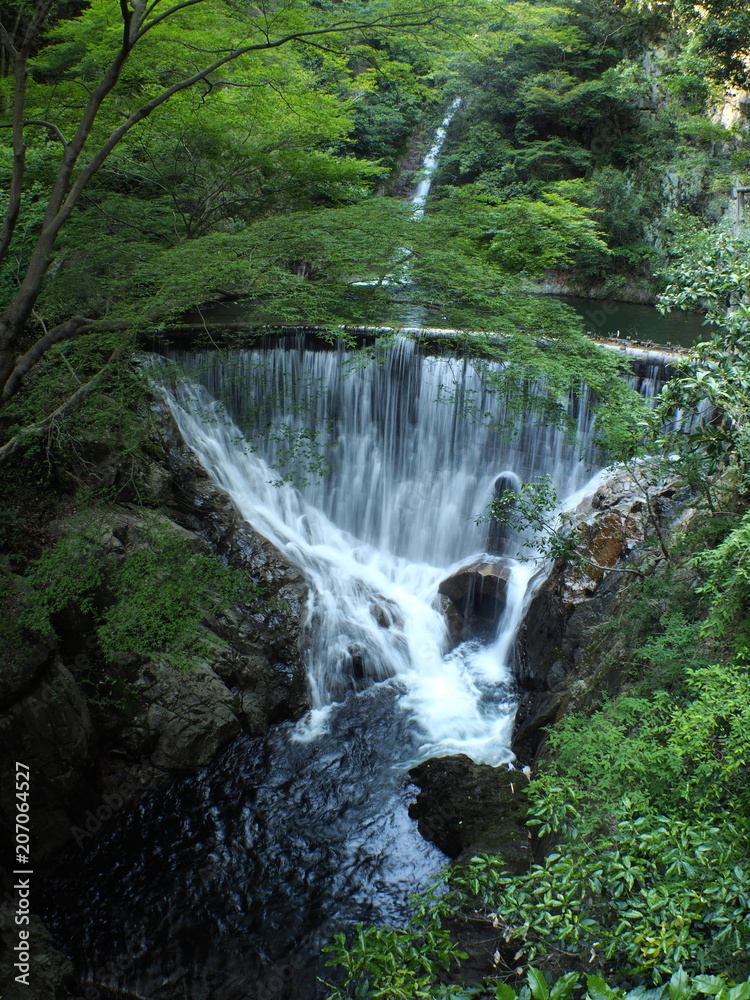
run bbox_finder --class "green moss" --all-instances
[8,512,264,670]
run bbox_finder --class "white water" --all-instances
[159,102,614,769]
[411,97,461,215]
[352,98,460,289]
[164,337,603,766]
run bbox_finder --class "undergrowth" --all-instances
[323,500,750,996]
[1,511,262,669]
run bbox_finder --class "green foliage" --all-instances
[656,330,750,485]
[0,329,149,484]
[323,938,750,999]
[446,644,750,981]
[480,192,611,275]
[324,896,468,999]
[694,513,750,648]
[435,0,739,286]
[658,230,750,327]
[629,0,750,88]
[483,475,579,562]
[452,810,750,980]
[10,512,258,668]
[323,535,750,992]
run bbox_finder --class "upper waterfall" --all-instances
[411,98,461,215]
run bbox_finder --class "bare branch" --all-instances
[583,557,646,579]
[0,350,122,468]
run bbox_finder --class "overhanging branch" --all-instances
[0,349,122,468]
[0,120,68,146]
[1,317,129,402]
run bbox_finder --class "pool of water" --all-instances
[552,295,712,348]
[181,294,711,351]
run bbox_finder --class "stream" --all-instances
[43,336,618,1000]
[41,108,681,1000]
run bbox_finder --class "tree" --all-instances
[0,0,466,419]
[633,0,750,88]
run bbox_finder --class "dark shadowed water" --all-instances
[44,684,444,1000]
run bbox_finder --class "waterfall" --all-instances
[411,97,460,215]
[165,336,602,766]
[41,108,677,1000]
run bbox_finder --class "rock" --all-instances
[0,655,95,859]
[510,690,568,765]
[515,567,570,693]
[438,559,512,640]
[369,597,403,629]
[124,658,242,771]
[111,405,311,744]
[437,593,468,649]
[0,632,57,710]
[0,902,73,1000]
[512,468,677,763]
[408,754,531,870]
[209,634,309,734]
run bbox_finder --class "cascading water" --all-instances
[411,98,461,214]
[167,336,600,761]
[41,108,623,1000]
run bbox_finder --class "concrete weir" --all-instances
[154,321,686,388]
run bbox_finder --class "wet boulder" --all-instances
[408,754,531,870]
[369,597,404,630]
[124,657,242,771]
[437,593,469,649]
[438,559,512,641]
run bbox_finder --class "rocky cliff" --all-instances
[0,399,311,1000]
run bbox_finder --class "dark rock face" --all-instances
[0,636,58,712]
[438,559,512,643]
[0,402,311,868]
[487,471,521,556]
[512,469,675,763]
[408,754,531,871]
